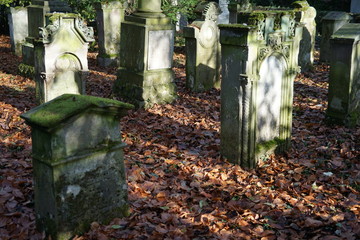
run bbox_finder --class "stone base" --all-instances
[114,69,177,108]
[33,142,129,239]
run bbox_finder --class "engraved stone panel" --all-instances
[148,30,174,70]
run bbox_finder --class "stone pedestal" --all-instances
[184,2,221,91]
[94,1,126,67]
[19,0,72,77]
[327,23,360,127]
[320,11,352,62]
[114,0,176,108]
[34,13,94,103]
[8,7,28,56]
[293,1,316,72]
[219,10,302,168]
[21,94,133,240]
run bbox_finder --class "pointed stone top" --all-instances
[21,94,134,129]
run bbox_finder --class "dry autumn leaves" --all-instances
[0,35,359,240]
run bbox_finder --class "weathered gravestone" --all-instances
[184,2,221,91]
[19,0,72,77]
[20,94,134,240]
[351,0,360,13]
[114,0,177,108]
[228,0,253,24]
[293,1,316,72]
[219,10,303,168]
[8,7,28,56]
[320,11,352,62]
[94,1,126,67]
[327,23,360,127]
[34,13,94,103]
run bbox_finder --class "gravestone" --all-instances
[184,2,221,91]
[219,9,303,168]
[21,94,133,240]
[228,0,253,24]
[293,1,316,72]
[327,23,360,127]
[114,0,177,108]
[34,13,94,103]
[94,1,126,67]
[351,0,360,13]
[19,0,72,77]
[320,11,352,62]
[8,7,28,56]
[218,0,230,24]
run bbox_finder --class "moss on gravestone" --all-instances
[22,94,134,129]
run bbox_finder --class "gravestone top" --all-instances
[322,11,352,21]
[21,94,134,129]
[292,0,310,9]
[94,1,127,9]
[331,23,360,41]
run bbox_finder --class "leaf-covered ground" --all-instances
[0,34,359,240]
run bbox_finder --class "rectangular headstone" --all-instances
[320,11,352,62]
[327,23,360,127]
[21,94,134,240]
[219,10,303,168]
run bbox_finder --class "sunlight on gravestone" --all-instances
[257,55,285,142]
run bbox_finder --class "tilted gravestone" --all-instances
[34,13,94,103]
[320,11,352,62]
[19,0,72,77]
[94,1,126,67]
[327,23,360,127]
[114,0,177,108]
[293,1,316,72]
[21,94,134,240]
[8,7,28,56]
[219,9,303,168]
[184,2,221,92]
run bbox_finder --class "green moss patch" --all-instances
[21,94,134,128]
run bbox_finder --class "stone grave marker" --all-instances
[8,7,28,56]
[320,11,352,62]
[21,94,134,240]
[184,2,221,91]
[327,23,360,127]
[19,0,72,77]
[34,13,94,103]
[293,1,316,72]
[114,0,177,108]
[95,1,126,67]
[219,9,303,168]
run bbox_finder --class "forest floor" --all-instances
[0,34,359,240]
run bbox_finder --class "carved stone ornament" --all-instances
[76,17,94,42]
[268,32,283,48]
[203,2,221,22]
[288,16,296,38]
[39,19,60,43]
[198,21,217,49]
